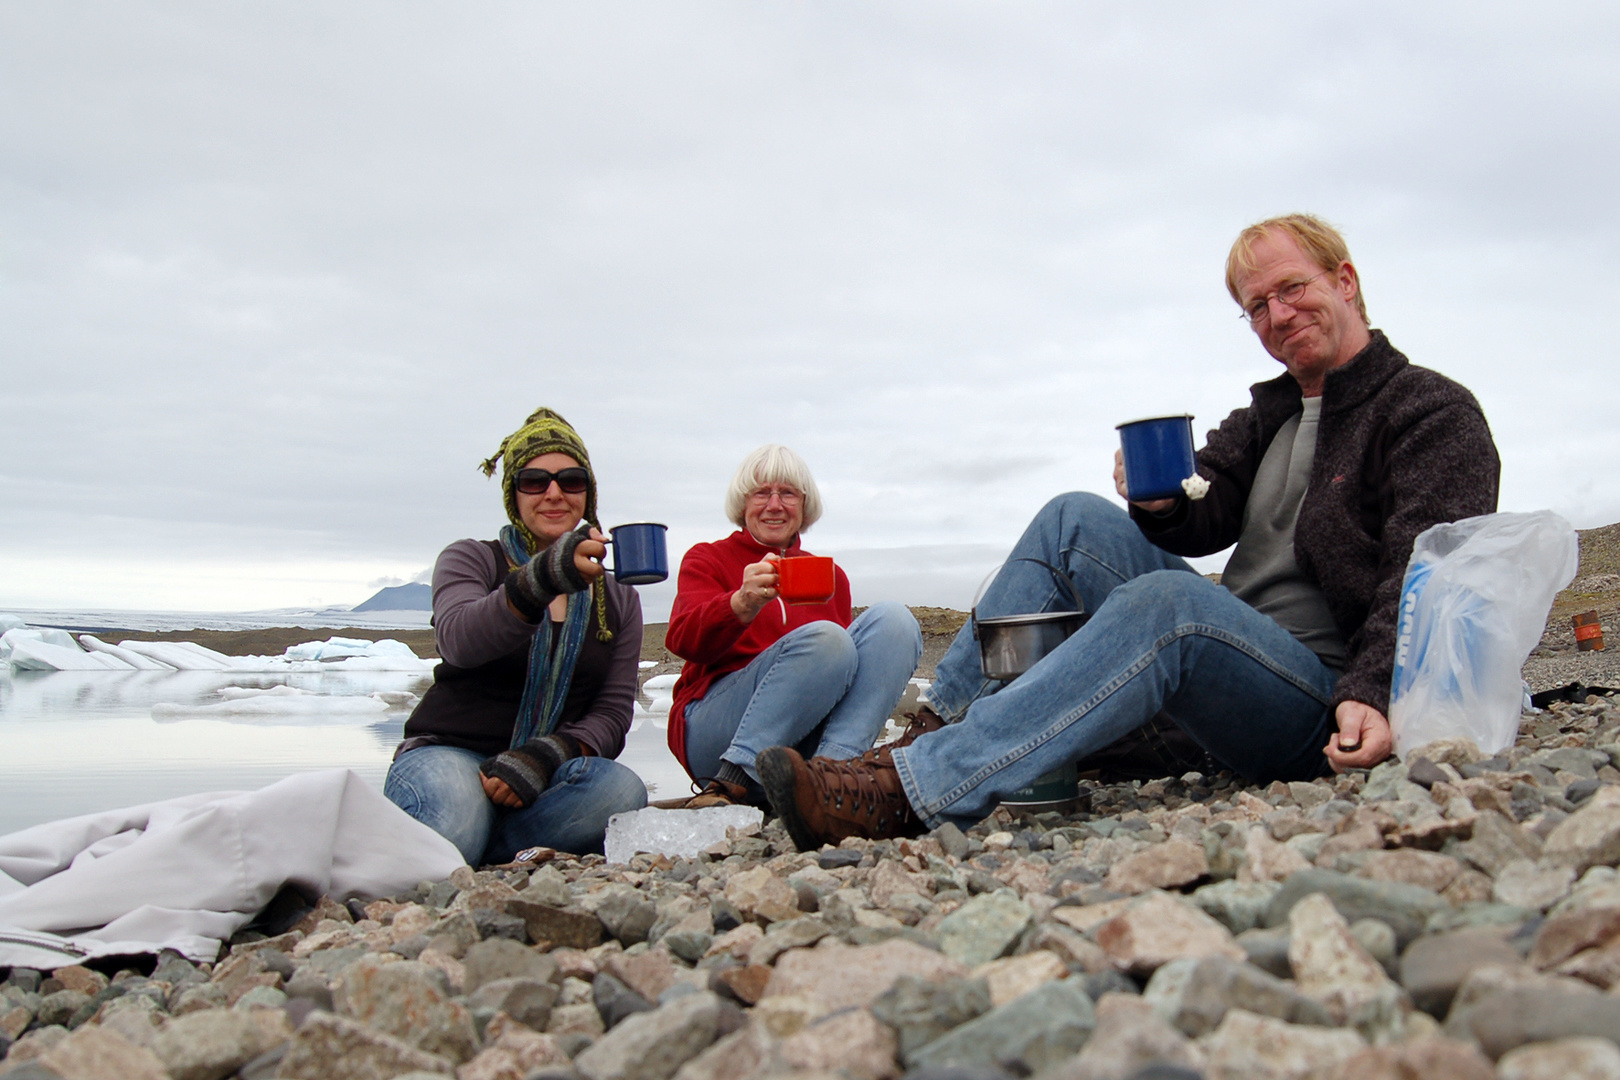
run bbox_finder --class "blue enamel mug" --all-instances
[1116,414,1197,502]
[607,522,668,585]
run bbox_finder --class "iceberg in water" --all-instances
[641,673,677,716]
[152,684,406,718]
[2,624,433,674]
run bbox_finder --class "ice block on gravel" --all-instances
[603,805,764,864]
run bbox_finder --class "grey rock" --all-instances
[304,944,370,977]
[870,974,993,1056]
[1398,925,1525,1017]
[1142,954,1329,1037]
[1234,926,1292,980]
[237,1044,285,1080]
[34,990,90,1029]
[1531,747,1602,780]
[818,848,864,869]
[1262,868,1448,949]
[1083,971,1139,1001]
[934,822,971,860]
[906,977,1096,1075]
[594,972,655,1030]
[471,909,529,943]
[276,1011,452,1079]
[1405,757,1451,788]
[150,1009,277,1080]
[1462,988,1620,1061]
[663,930,712,964]
[936,891,1033,967]
[283,965,334,1010]
[1122,1067,1205,1080]
[170,983,228,1014]
[7,969,43,994]
[1456,812,1544,877]
[507,899,605,949]
[1497,1036,1620,1080]
[233,985,286,1010]
[574,989,724,1080]
[748,915,831,967]
[1050,993,1205,1080]
[1348,918,1399,978]
[520,865,574,908]
[1425,901,1537,935]
[899,1068,1018,1080]
[585,884,661,945]
[1189,879,1280,935]
[467,975,558,1031]
[461,936,558,994]
[150,955,202,990]
[0,1063,66,1080]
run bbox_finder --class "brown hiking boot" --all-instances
[756,744,923,852]
[889,705,946,749]
[684,778,753,810]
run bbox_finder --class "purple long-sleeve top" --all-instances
[402,538,642,759]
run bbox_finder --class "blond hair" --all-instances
[1226,213,1369,324]
[724,445,823,532]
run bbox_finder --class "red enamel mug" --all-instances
[776,555,836,605]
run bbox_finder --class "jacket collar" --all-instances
[1249,329,1407,426]
[730,529,805,558]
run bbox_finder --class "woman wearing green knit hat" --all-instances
[384,407,648,863]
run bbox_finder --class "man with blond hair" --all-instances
[760,213,1501,851]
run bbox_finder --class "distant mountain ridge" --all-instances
[352,583,432,612]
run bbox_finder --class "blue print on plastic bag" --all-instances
[1387,511,1578,759]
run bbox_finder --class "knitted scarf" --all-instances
[501,524,592,748]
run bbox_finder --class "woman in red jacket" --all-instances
[666,444,923,808]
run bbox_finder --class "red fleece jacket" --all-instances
[665,529,852,774]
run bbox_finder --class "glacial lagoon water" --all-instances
[0,666,695,837]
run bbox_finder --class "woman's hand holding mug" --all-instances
[574,527,609,581]
[732,554,781,624]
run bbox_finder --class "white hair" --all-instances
[724,444,823,531]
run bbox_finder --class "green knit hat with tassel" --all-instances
[480,407,613,641]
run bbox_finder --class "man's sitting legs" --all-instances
[925,491,1194,722]
[762,553,1340,849]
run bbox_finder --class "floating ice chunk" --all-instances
[9,637,133,671]
[79,635,176,670]
[115,640,236,670]
[603,805,764,864]
[641,672,677,716]
[1,627,81,661]
[0,613,28,634]
[153,687,392,717]
[283,636,420,662]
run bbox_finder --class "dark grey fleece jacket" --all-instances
[1132,330,1499,715]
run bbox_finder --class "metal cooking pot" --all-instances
[973,558,1089,681]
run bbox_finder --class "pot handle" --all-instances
[1011,557,1086,615]
[971,557,1086,640]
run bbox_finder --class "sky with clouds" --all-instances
[3,3,1617,622]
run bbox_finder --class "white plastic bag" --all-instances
[1389,511,1578,759]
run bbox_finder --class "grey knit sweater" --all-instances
[1133,331,1499,715]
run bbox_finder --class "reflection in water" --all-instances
[0,668,693,836]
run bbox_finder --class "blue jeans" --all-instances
[684,601,923,782]
[895,492,1339,829]
[384,746,648,863]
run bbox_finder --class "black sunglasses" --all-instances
[514,467,590,495]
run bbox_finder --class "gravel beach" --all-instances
[3,526,1619,1079]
